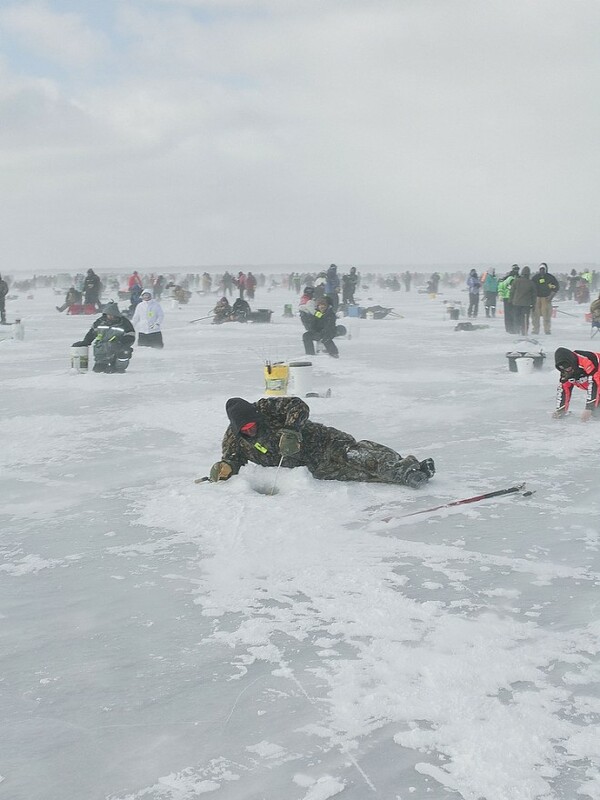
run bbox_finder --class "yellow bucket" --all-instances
[264,362,289,395]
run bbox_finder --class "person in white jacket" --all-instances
[132,289,164,348]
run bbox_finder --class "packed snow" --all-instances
[1,274,599,800]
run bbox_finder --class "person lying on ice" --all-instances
[553,347,600,421]
[209,396,435,488]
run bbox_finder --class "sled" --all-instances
[248,309,273,323]
[67,304,98,315]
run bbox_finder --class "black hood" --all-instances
[554,347,578,371]
[225,397,260,434]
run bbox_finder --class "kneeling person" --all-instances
[209,396,435,488]
[72,302,135,373]
[553,347,600,421]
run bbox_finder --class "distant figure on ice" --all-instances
[72,302,135,373]
[427,272,440,295]
[553,347,600,422]
[509,266,536,336]
[302,296,341,358]
[531,263,559,336]
[325,264,340,311]
[466,269,481,318]
[235,271,246,299]
[497,265,520,334]
[231,297,251,322]
[0,273,9,323]
[342,267,358,304]
[128,270,143,292]
[212,296,232,324]
[207,396,435,488]
[83,269,102,310]
[132,289,164,348]
[128,283,143,317]
[482,269,498,318]
[298,285,316,318]
[245,272,257,300]
[153,275,165,301]
[56,287,82,313]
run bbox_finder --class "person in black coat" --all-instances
[531,263,559,335]
[231,297,251,322]
[208,396,435,488]
[83,269,102,310]
[303,296,340,358]
[72,302,135,372]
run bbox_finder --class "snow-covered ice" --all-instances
[1,278,599,800]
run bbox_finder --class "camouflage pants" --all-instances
[344,440,420,484]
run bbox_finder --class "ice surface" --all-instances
[1,279,599,800]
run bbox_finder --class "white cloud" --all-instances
[0,0,599,269]
[0,2,108,66]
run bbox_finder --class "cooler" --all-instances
[264,362,289,395]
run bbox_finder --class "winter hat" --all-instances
[521,266,531,278]
[554,347,578,372]
[469,269,478,276]
[225,397,260,435]
[141,288,153,298]
[538,263,547,273]
[303,286,315,296]
[103,301,120,317]
[511,265,519,275]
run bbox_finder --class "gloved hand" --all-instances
[279,429,302,456]
[209,461,233,482]
[72,341,86,347]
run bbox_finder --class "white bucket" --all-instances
[515,356,534,375]
[70,345,89,372]
[287,361,313,397]
[12,319,25,341]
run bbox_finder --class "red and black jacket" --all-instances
[555,349,600,413]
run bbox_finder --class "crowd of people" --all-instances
[3,265,600,421]
[463,263,561,335]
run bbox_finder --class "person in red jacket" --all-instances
[553,347,600,421]
[128,271,143,291]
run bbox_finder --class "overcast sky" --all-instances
[1,0,599,272]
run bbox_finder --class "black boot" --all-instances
[419,458,435,478]
[393,455,427,487]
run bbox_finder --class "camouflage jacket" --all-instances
[221,396,358,480]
